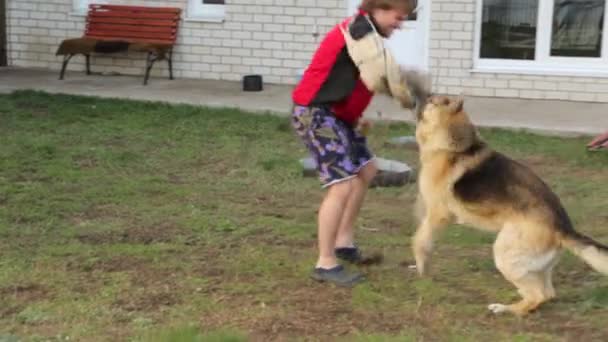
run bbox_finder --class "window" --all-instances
[188,0,225,21]
[72,0,92,14]
[475,0,608,75]
[72,0,106,14]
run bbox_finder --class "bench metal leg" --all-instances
[85,54,91,75]
[167,49,174,80]
[144,52,158,86]
[59,54,74,80]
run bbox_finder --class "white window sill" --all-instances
[184,16,225,23]
[471,66,608,78]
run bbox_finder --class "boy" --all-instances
[292,0,424,286]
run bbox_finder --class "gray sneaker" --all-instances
[310,265,365,287]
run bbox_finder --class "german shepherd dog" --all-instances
[412,95,608,316]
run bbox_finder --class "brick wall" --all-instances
[430,0,608,102]
[5,0,346,84]
[7,0,608,102]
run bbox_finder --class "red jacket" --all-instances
[292,12,378,124]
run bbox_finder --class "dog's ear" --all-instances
[449,97,464,114]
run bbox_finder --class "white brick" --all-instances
[534,81,558,91]
[275,16,295,24]
[449,50,471,59]
[243,40,262,49]
[264,24,284,32]
[439,77,461,86]
[232,31,251,39]
[284,60,304,68]
[254,50,272,57]
[495,89,520,98]
[222,56,241,65]
[569,92,596,102]
[485,79,508,88]
[442,3,466,12]
[306,8,327,16]
[441,22,464,31]
[558,82,583,92]
[243,57,262,66]
[264,7,283,14]
[544,91,569,99]
[254,15,273,23]
[231,48,253,57]
[296,0,316,7]
[262,59,282,67]
[273,50,293,59]
[462,79,484,87]
[285,7,306,15]
[273,33,293,42]
[510,80,533,89]
[232,14,253,22]
[468,87,495,97]
[295,17,316,25]
[262,41,282,50]
[212,64,231,73]
[243,23,263,31]
[253,32,272,40]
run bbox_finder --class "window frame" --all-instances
[72,0,92,14]
[187,0,226,22]
[71,0,108,15]
[473,0,608,76]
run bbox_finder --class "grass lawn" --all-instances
[1,90,608,341]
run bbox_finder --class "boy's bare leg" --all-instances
[316,179,354,269]
[335,162,378,248]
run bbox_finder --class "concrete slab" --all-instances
[2,67,607,136]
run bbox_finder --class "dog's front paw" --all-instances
[488,303,509,314]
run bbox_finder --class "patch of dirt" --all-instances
[111,264,183,312]
[0,283,49,302]
[14,101,49,117]
[0,284,50,319]
[76,223,185,245]
[71,154,98,169]
[91,256,149,273]
[113,290,180,312]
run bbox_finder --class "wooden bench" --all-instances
[56,4,181,85]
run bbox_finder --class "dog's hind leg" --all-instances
[488,271,549,316]
[413,203,451,276]
[543,256,559,300]
[489,226,559,316]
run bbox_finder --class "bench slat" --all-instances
[85,17,177,27]
[86,29,176,41]
[88,23,177,34]
[85,35,174,45]
[92,4,181,13]
[89,11,179,20]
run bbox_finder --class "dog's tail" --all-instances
[562,232,608,274]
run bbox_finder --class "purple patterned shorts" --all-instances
[291,105,374,187]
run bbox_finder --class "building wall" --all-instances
[5,0,345,84]
[430,0,608,102]
[6,0,608,102]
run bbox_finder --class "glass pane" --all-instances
[551,0,604,57]
[480,0,539,60]
[407,0,417,21]
[203,0,224,4]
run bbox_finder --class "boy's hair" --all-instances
[359,0,414,12]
